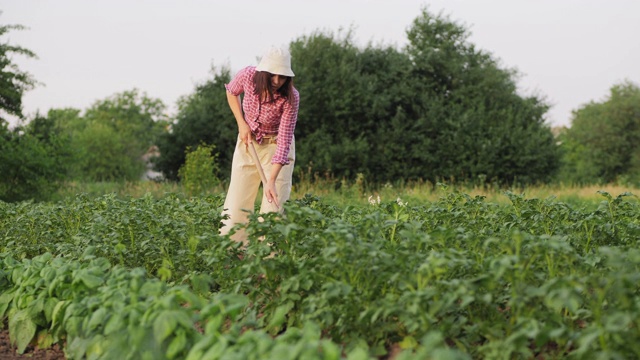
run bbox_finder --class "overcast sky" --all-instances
[2,0,639,128]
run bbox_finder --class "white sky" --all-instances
[2,0,639,128]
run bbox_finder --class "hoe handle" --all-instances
[249,141,269,189]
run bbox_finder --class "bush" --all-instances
[0,123,67,202]
[178,143,221,196]
[559,81,640,184]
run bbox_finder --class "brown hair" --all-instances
[253,71,294,104]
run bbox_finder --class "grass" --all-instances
[53,180,187,201]
[51,178,640,210]
[290,170,640,208]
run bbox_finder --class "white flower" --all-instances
[396,197,406,207]
[368,195,381,206]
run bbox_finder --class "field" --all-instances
[1,182,639,359]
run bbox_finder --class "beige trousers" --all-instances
[219,136,295,245]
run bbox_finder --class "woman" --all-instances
[220,47,299,245]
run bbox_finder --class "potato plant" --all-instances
[0,190,639,359]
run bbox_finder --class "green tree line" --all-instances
[2,8,639,202]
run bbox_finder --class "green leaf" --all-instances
[50,300,67,330]
[153,310,191,344]
[79,272,103,289]
[26,295,45,320]
[104,312,125,335]
[174,310,194,329]
[36,329,53,349]
[86,334,107,358]
[0,291,14,318]
[346,347,371,360]
[87,307,108,332]
[43,297,58,323]
[166,330,187,359]
[64,316,83,337]
[154,312,177,343]
[320,340,341,360]
[575,328,600,356]
[267,303,293,334]
[399,336,418,350]
[67,336,91,360]
[190,273,213,295]
[9,310,36,354]
[201,340,228,360]
[185,334,215,360]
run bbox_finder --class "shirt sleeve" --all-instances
[272,88,300,165]
[225,66,251,95]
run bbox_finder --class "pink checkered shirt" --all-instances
[225,66,299,165]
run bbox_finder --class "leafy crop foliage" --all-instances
[1,189,639,358]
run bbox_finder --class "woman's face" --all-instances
[271,74,288,90]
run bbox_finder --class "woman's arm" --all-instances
[226,91,251,147]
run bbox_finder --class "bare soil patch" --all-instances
[0,330,65,359]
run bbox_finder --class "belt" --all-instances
[256,135,277,145]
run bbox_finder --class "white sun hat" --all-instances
[256,46,295,77]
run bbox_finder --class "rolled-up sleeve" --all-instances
[225,66,250,95]
[272,89,299,165]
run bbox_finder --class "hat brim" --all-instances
[256,65,295,77]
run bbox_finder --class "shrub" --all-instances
[178,143,221,196]
[0,124,67,202]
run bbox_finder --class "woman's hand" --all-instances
[264,163,283,210]
[238,122,251,148]
[264,179,280,209]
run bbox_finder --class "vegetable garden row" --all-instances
[1,190,639,359]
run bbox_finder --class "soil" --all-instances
[0,330,66,359]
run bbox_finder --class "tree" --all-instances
[155,8,560,187]
[0,21,37,123]
[402,8,559,185]
[0,20,67,202]
[154,67,234,181]
[290,31,420,183]
[288,8,559,186]
[84,89,167,153]
[0,119,67,202]
[289,30,367,179]
[21,111,72,174]
[45,107,83,134]
[71,89,169,181]
[559,81,640,184]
